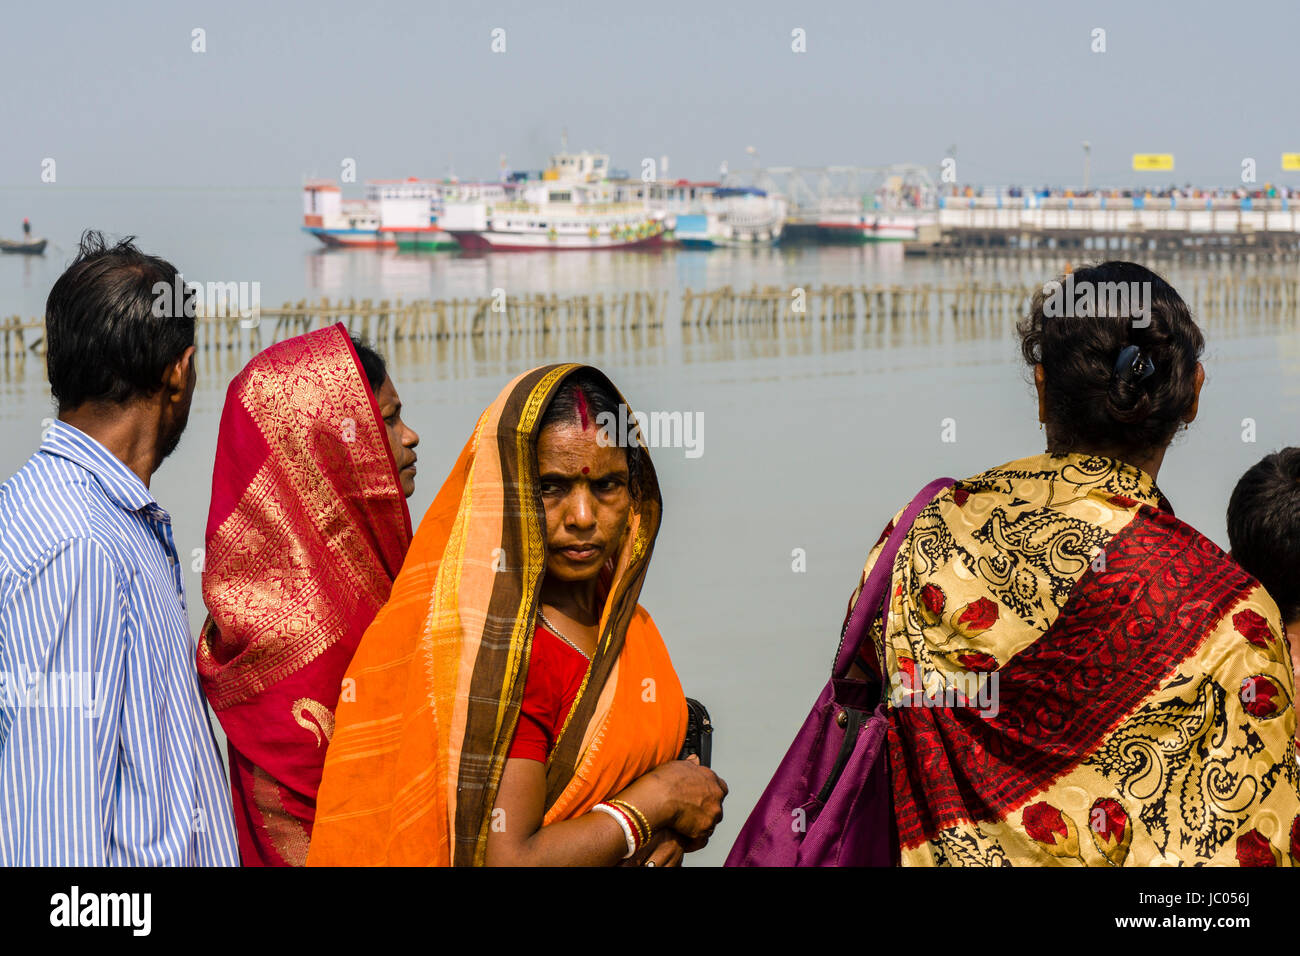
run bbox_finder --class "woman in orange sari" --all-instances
[198,324,416,866]
[842,262,1299,866]
[308,365,726,866]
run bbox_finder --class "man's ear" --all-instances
[163,346,197,400]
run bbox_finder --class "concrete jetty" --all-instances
[920,196,1300,257]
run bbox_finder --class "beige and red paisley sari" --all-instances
[849,453,1300,866]
[197,324,412,866]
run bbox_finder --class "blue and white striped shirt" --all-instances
[0,421,237,865]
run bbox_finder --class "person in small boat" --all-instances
[198,324,415,866]
[307,365,726,866]
[21,218,30,238]
[838,261,1299,866]
[1227,447,1300,742]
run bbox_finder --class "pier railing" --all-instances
[937,195,1300,238]
[943,196,1294,212]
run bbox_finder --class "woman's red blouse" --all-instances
[507,623,590,762]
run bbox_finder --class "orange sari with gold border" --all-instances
[307,365,687,866]
[197,324,412,866]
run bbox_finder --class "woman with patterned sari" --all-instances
[841,261,1299,866]
[197,324,416,866]
[307,365,726,866]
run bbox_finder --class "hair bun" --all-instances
[1016,260,1204,455]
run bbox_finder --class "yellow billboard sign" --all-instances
[1283,153,1300,171]
[1132,154,1174,171]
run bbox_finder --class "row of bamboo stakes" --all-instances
[0,291,669,358]
[681,275,1300,325]
[3,276,1300,361]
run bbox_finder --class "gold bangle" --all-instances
[605,799,646,843]
[608,798,652,843]
[626,803,653,841]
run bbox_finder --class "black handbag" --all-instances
[676,697,713,767]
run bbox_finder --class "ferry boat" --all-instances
[302,180,393,248]
[672,187,787,247]
[369,179,458,251]
[817,207,934,242]
[610,177,718,212]
[609,176,788,247]
[814,178,936,242]
[439,149,667,252]
[301,178,482,249]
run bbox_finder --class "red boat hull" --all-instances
[447,231,665,252]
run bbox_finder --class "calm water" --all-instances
[3,187,1299,865]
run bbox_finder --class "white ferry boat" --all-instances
[302,180,393,248]
[817,207,934,242]
[815,178,937,242]
[439,149,667,252]
[301,178,505,249]
[609,177,788,246]
[367,179,460,251]
[672,187,787,247]
[610,177,719,213]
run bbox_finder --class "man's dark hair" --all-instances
[1228,448,1300,624]
[45,230,196,412]
[1018,260,1205,458]
[350,335,387,394]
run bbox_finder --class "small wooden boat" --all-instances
[0,237,47,254]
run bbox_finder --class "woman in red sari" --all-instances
[197,324,416,866]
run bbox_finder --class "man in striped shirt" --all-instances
[0,231,237,865]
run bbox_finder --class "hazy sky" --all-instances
[2,0,1296,189]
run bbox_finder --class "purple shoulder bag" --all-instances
[724,478,955,867]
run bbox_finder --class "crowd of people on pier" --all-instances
[0,232,1296,867]
[957,183,1294,201]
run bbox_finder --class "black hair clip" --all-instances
[1113,344,1156,384]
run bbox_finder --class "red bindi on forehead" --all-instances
[582,466,589,474]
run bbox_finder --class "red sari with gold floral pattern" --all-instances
[197,325,411,866]
[847,453,1300,866]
